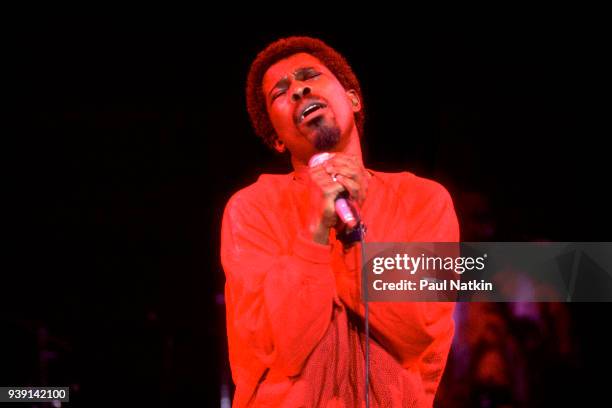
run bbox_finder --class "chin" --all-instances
[306,116,341,151]
[313,125,341,151]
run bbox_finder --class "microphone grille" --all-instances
[308,152,334,168]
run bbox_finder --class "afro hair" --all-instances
[246,36,365,149]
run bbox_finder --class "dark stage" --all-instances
[5,19,610,406]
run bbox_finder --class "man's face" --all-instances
[262,53,359,162]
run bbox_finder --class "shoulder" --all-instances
[369,170,459,240]
[223,173,292,220]
[370,170,454,208]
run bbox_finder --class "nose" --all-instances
[291,85,311,102]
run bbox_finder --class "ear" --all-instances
[347,90,362,112]
[272,138,286,153]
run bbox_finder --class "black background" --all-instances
[5,17,610,406]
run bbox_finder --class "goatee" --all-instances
[309,117,341,151]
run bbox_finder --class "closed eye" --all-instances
[270,69,320,102]
[271,90,286,101]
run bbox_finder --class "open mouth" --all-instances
[297,101,327,124]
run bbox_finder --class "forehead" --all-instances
[262,53,332,91]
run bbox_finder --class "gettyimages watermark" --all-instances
[362,242,612,302]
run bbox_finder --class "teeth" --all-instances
[305,105,319,115]
[300,103,323,121]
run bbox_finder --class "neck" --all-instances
[292,126,364,180]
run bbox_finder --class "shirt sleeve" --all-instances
[221,191,337,378]
[336,182,459,406]
[406,184,458,406]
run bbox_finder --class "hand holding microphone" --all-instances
[305,152,369,244]
[309,152,359,229]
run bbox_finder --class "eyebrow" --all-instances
[294,66,317,80]
[268,67,319,99]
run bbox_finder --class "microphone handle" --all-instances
[335,191,358,229]
[308,152,359,228]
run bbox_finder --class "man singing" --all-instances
[221,36,459,407]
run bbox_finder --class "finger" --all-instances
[328,155,359,171]
[326,156,362,179]
[334,174,360,199]
[310,165,334,182]
[323,182,348,200]
[310,166,345,193]
[326,155,356,170]
[324,162,359,181]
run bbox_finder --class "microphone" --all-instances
[308,152,358,229]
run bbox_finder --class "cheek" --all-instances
[332,95,354,125]
[324,83,352,120]
[267,102,297,138]
[268,103,289,125]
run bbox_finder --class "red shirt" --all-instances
[221,170,459,407]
